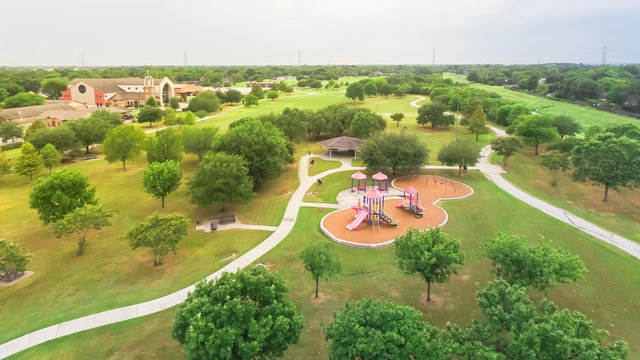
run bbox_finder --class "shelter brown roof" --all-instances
[0,102,80,121]
[317,136,363,151]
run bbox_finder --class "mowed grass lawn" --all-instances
[501,146,640,243]
[13,171,640,359]
[0,146,302,344]
[470,83,639,129]
[308,157,341,177]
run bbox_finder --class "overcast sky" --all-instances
[2,0,639,66]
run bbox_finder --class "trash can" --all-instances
[210,221,217,231]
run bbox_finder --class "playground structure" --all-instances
[346,189,398,231]
[372,172,388,192]
[396,185,425,218]
[425,170,457,194]
[321,175,474,247]
[351,171,367,193]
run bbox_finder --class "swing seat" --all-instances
[358,184,366,190]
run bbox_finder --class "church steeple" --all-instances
[143,69,155,102]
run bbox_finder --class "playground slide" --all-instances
[346,209,368,230]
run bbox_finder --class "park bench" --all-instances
[0,268,23,282]
[219,215,236,225]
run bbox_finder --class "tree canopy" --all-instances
[490,136,523,167]
[172,266,305,359]
[417,103,455,128]
[572,128,640,201]
[242,93,259,107]
[29,169,97,225]
[182,126,218,162]
[127,213,189,266]
[188,91,220,113]
[360,132,429,175]
[0,240,31,272]
[348,111,386,139]
[325,298,447,360]
[26,125,78,153]
[553,115,581,139]
[13,142,43,181]
[514,115,559,155]
[345,83,365,102]
[395,227,464,302]
[540,150,570,186]
[466,106,490,141]
[102,125,146,171]
[390,112,404,127]
[3,92,45,108]
[437,139,481,175]
[143,160,182,208]
[138,105,163,127]
[67,114,113,154]
[299,240,342,298]
[40,143,61,175]
[485,233,586,292]
[40,78,68,99]
[0,122,23,143]
[53,204,116,255]
[213,119,289,187]
[188,152,255,211]
[146,128,183,164]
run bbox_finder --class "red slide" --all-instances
[346,209,368,230]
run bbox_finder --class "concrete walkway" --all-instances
[0,155,361,359]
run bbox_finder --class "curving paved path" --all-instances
[0,155,362,359]
[3,94,639,359]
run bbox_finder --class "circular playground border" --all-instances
[319,175,475,248]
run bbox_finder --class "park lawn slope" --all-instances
[501,146,640,243]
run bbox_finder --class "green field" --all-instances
[12,171,640,359]
[470,83,638,129]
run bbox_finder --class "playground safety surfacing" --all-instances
[321,175,473,248]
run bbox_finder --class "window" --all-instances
[78,85,86,94]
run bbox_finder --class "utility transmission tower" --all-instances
[601,46,607,66]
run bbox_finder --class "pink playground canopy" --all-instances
[351,171,366,180]
[404,186,419,195]
[372,172,388,180]
[364,189,383,199]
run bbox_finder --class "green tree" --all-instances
[515,115,559,155]
[224,89,243,104]
[272,108,310,142]
[29,170,97,225]
[3,92,44,108]
[162,108,180,127]
[490,136,523,167]
[266,89,279,101]
[53,205,116,255]
[572,131,640,201]
[143,160,182,208]
[169,96,180,110]
[0,122,23,143]
[14,142,43,181]
[103,125,146,171]
[466,106,490,141]
[127,213,189,266]
[182,126,218,162]
[417,103,455,128]
[540,150,570,186]
[89,109,123,127]
[242,93,259,107]
[138,105,163,127]
[299,240,342,298]
[40,78,68,99]
[40,143,61,175]
[390,112,404,127]
[363,81,378,97]
[345,83,365,102]
[188,91,220,113]
[446,280,628,360]
[24,120,46,137]
[348,111,386,138]
[378,83,395,98]
[0,149,10,178]
[361,133,429,175]
[325,298,446,360]
[180,111,197,127]
[146,129,183,164]
[395,227,464,302]
[393,84,411,97]
[145,96,157,107]
[0,240,31,272]
[437,139,481,175]
[250,83,265,99]
[172,266,305,359]
[553,115,581,139]
[26,125,78,153]
[68,116,112,154]
[486,233,586,292]
[188,152,255,211]
[214,119,289,187]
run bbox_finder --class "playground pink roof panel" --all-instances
[351,171,366,180]
[372,172,388,180]
[404,186,419,195]
[364,189,383,199]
